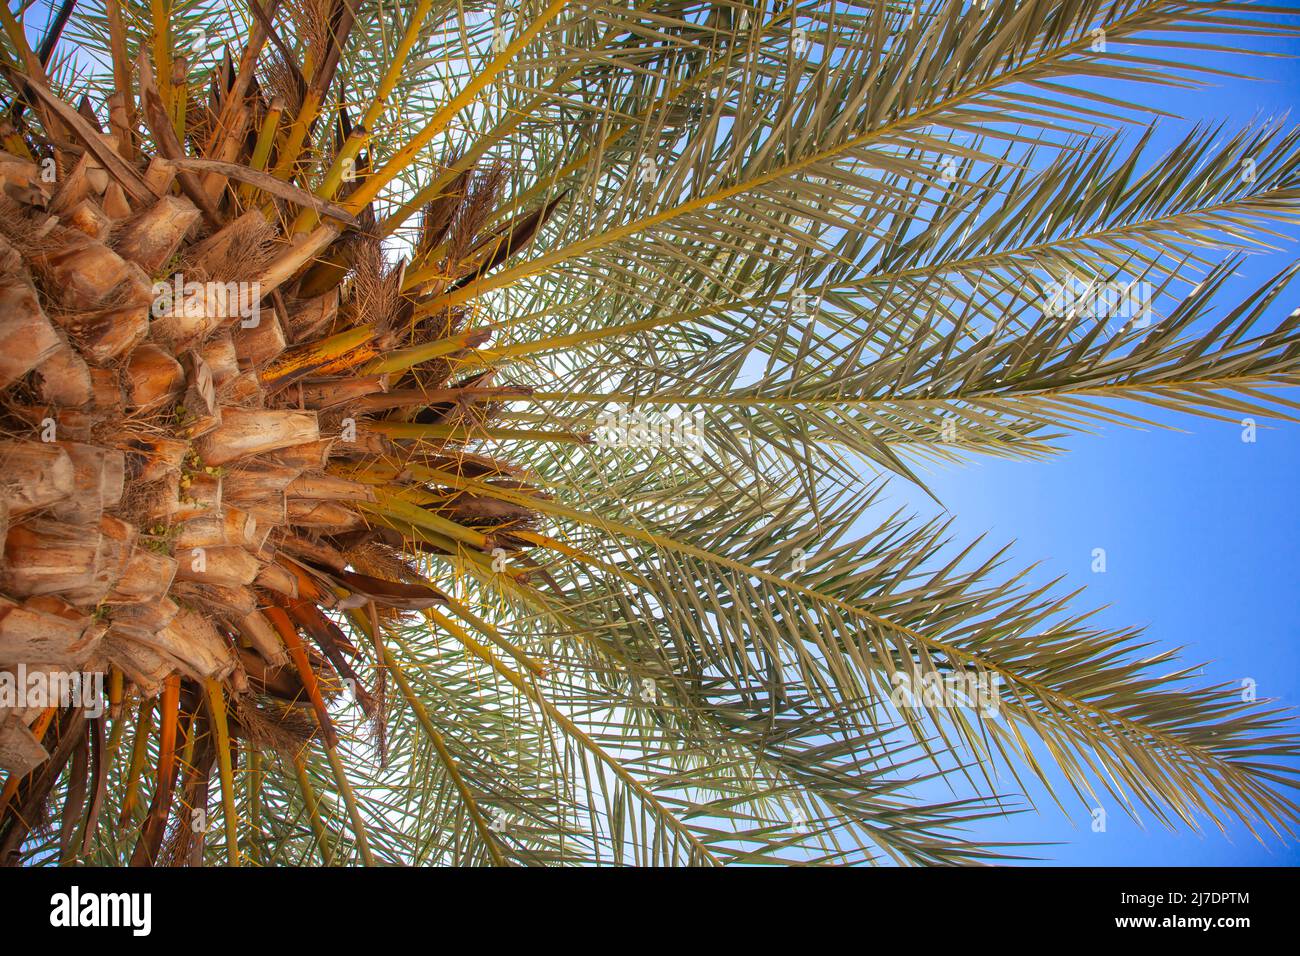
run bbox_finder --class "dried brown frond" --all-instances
[416,161,469,257]
[261,50,305,123]
[448,161,508,266]
[286,0,333,59]
[230,692,318,753]
[345,236,406,336]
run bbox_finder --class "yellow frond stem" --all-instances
[204,677,240,866]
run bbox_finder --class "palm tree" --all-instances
[0,0,1296,866]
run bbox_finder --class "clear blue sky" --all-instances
[896,31,1299,865]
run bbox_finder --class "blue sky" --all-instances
[894,29,1299,865]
